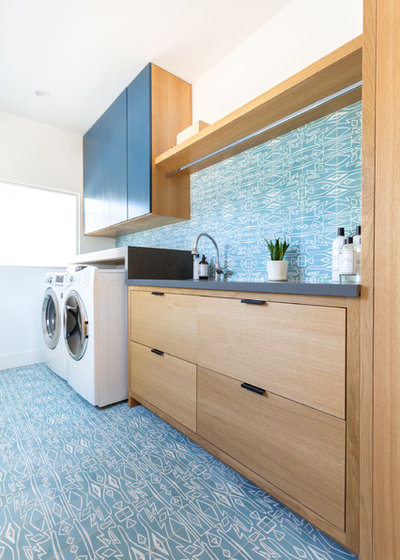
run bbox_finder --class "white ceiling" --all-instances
[0,0,290,133]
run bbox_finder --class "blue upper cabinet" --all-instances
[83,110,109,233]
[108,90,128,227]
[83,90,127,234]
[83,64,192,237]
[127,64,151,220]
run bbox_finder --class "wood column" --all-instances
[362,0,400,557]
[373,0,400,557]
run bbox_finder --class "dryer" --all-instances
[41,272,67,379]
[63,265,127,407]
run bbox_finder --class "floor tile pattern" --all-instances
[0,364,358,559]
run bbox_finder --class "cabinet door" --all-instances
[130,341,196,432]
[130,290,197,363]
[197,367,345,530]
[127,64,151,219]
[197,297,346,418]
[83,113,110,233]
[107,89,127,226]
[83,90,127,233]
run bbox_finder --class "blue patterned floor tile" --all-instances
[0,364,358,560]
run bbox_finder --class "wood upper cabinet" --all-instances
[197,296,346,418]
[83,90,128,233]
[83,63,192,237]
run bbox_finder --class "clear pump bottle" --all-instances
[339,237,356,276]
[332,227,346,282]
[353,225,361,281]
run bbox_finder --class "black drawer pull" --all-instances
[241,299,266,306]
[151,291,164,296]
[151,348,164,356]
[241,382,266,395]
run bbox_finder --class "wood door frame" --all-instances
[361,0,400,557]
[360,1,376,558]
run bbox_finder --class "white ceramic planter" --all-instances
[267,260,288,281]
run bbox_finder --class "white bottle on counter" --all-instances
[332,227,345,282]
[339,237,356,276]
[193,253,200,280]
[353,225,361,279]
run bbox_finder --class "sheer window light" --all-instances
[0,181,78,266]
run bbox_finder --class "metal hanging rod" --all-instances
[166,80,362,178]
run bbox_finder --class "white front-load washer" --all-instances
[63,265,127,407]
[41,272,67,379]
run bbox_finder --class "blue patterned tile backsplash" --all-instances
[117,102,362,282]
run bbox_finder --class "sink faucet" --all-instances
[192,233,223,281]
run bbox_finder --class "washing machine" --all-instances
[63,265,127,407]
[41,272,67,379]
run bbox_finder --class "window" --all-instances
[0,181,78,266]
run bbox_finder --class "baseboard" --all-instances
[0,349,45,371]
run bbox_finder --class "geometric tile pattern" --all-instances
[0,364,358,559]
[117,102,362,283]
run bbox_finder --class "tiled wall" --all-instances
[117,101,362,282]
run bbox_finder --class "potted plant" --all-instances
[264,237,290,281]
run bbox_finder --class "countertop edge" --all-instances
[125,278,361,298]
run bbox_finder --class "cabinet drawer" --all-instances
[197,367,345,530]
[130,341,196,432]
[130,291,197,363]
[197,297,346,418]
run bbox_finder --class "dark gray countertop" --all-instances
[126,278,360,297]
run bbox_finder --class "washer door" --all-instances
[41,288,60,349]
[64,291,89,361]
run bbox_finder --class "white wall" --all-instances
[0,112,113,369]
[193,0,363,124]
[0,110,115,254]
[0,110,82,193]
[0,266,65,369]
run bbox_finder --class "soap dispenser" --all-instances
[332,227,345,282]
[199,255,209,280]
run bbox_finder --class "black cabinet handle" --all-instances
[151,291,164,296]
[241,299,266,306]
[241,382,266,395]
[151,348,164,356]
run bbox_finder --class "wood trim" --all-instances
[373,0,400,557]
[131,393,356,553]
[128,284,357,309]
[346,299,361,554]
[151,64,192,219]
[85,213,188,237]
[360,1,376,558]
[155,36,362,175]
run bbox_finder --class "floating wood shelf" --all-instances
[155,35,362,176]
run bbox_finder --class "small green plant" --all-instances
[264,237,290,261]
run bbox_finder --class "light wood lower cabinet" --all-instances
[197,297,346,418]
[130,290,197,363]
[197,367,346,529]
[128,286,359,554]
[130,341,196,432]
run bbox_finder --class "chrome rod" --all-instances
[166,80,362,178]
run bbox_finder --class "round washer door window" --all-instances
[64,291,88,361]
[41,288,60,349]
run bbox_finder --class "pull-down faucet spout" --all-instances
[192,233,223,281]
